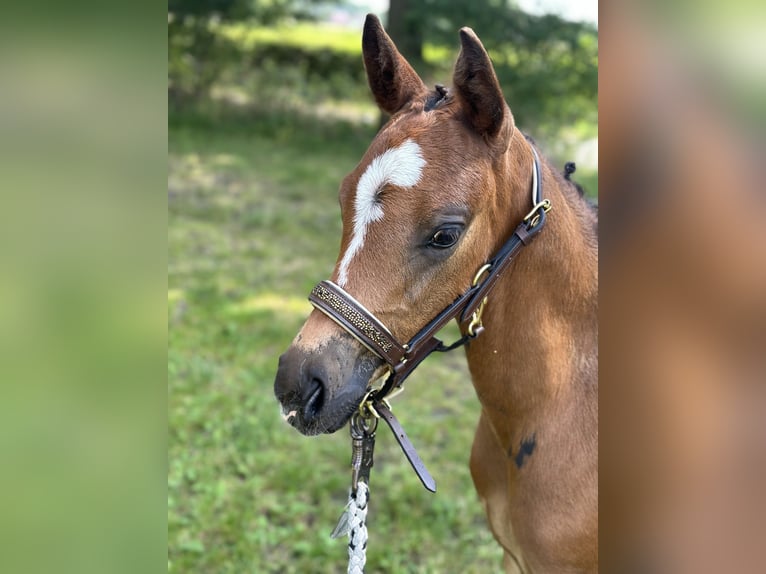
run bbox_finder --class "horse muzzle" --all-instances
[273,333,384,436]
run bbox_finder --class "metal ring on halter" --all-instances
[351,407,378,435]
[472,263,493,287]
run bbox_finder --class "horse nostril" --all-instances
[302,378,325,423]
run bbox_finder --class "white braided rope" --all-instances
[346,482,369,574]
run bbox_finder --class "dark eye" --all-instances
[427,226,462,249]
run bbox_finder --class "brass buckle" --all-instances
[523,198,552,228]
[359,389,381,419]
[467,298,487,337]
[468,263,492,337]
[358,385,400,421]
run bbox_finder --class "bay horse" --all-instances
[274,14,598,573]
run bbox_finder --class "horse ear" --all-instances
[362,14,427,114]
[453,27,512,140]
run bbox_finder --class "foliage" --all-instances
[168,0,334,106]
[168,0,252,21]
[385,1,598,139]
[220,21,360,53]
[168,17,237,107]
[168,1,597,142]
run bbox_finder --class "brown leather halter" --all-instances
[309,145,550,491]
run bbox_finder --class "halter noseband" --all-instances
[309,146,551,490]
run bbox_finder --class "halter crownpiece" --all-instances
[309,145,551,491]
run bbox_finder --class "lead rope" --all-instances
[345,482,369,574]
[331,411,377,574]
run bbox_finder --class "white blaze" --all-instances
[337,138,426,287]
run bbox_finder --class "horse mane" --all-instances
[564,162,585,196]
[424,84,450,112]
[563,160,598,217]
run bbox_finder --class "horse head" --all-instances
[274,14,534,435]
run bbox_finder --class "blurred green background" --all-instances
[168,1,597,572]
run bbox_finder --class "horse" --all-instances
[274,14,598,573]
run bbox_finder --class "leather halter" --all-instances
[309,145,550,491]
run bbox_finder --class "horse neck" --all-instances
[464,137,598,448]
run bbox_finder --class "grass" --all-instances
[168,106,509,573]
[168,103,597,573]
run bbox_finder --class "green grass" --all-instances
[168,101,597,573]
[168,98,597,572]
[170,16,597,567]
[168,106,507,573]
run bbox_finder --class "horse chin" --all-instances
[318,400,361,435]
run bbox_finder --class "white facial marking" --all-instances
[337,138,426,287]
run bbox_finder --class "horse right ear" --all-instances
[362,14,427,115]
[453,27,512,142]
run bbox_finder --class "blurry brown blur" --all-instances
[600,0,766,572]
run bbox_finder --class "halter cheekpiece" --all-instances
[310,145,551,491]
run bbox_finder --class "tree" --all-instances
[383,0,597,134]
[168,0,335,107]
[387,0,425,70]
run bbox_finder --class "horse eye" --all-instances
[428,226,462,249]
